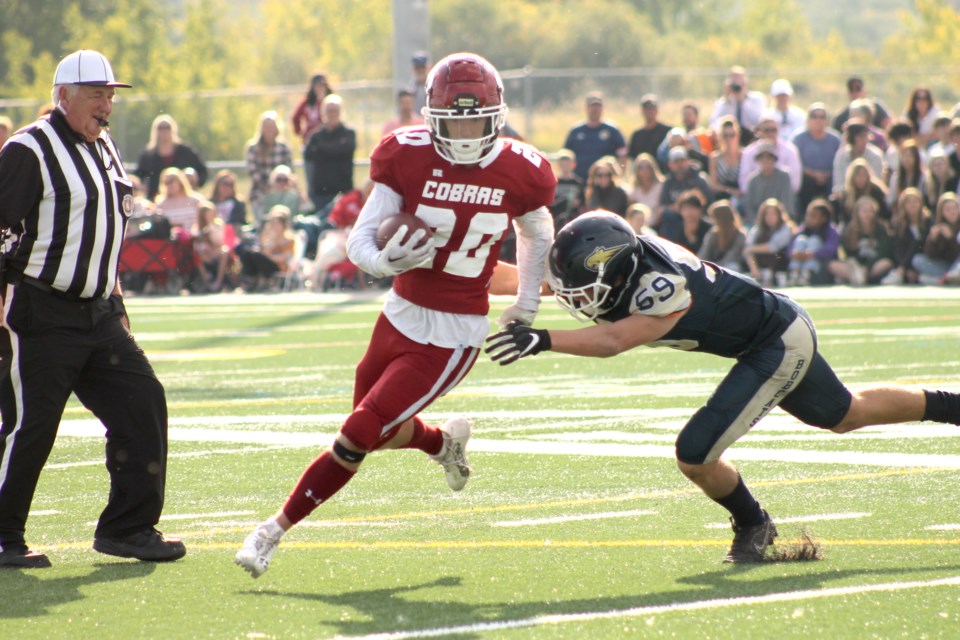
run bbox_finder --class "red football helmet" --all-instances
[423,52,507,164]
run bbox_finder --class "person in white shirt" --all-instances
[710,65,766,147]
[762,79,806,142]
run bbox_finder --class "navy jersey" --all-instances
[602,236,799,358]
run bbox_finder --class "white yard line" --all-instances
[925,524,960,531]
[335,575,960,640]
[493,509,656,527]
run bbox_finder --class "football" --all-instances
[375,212,432,250]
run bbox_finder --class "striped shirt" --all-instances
[0,108,131,300]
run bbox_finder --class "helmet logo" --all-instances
[584,244,629,272]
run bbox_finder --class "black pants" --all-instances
[0,283,168,547]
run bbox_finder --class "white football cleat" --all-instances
[431,418,473,491]
[235,520,284,579]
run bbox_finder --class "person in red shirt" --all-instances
[236,53,556,579]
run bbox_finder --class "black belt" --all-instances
[6,271,98,303]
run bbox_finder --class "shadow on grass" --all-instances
[241,564,960,638]
[0,562,156,618]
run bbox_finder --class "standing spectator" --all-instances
[658,146,712,221]
[743,198,796,286]
[920,148,957,211]
[927,114,953,157]
[563,93,627,182]
[830,196,895,285]
[292,72,333,205]
[889,187,932,285]
[849,99,889,152]
[681,102,712,155]
[832,121,885,193]
[658,189,711,254]
[135,114,208,200]
[627,94,672,161]
[912,191,960,285]
[303,94,357,212]
[235,53,556,579]
[155,167,203,231]
[209,169,248,234]
[744,142,796,223]
[707,116,744,207]
[788,199,841,286]
[833,75,893,132]
[739,117,802,195]
[698,200,747,272]
[409,51,430,112]
[710,65,766,147]
[903,86,941,149]
[584,156,629,216]
[628,153,664,225]
[246,111,293,220]
[791,102,842,214]
[886,140,923,209]
[763,79,805,141]
[381,89,424,137]
[0,115,11,149]
[549,148,584,229]
[0,49,184,567]
[834,159,891,227]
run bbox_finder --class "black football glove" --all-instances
[484,322,552,366]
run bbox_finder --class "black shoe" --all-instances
[93,529,186,562]
[0,544,52,569]
[724,509,777,563]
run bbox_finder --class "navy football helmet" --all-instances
[548,210,640,322]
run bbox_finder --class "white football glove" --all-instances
[497,303,538,329]
[374,225,435,276]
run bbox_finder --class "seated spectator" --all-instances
[549,148,585,229]
[658,146,712,221]
[311,182,371,290]
[832,120,885,193]
[707,116,743,206]
[743,198,796,287]
[834,158,890,227]
[883,120,918,183]
[849,98,889,152]
[258,165,307,228]
[903,86,941,149]
[886,140,924,209]
[585,156,629,217]
[658,189,711,254]
[625,203,657,237]
[739,116,802,195]
[791,102,842,215]
[155,167,202,231]
[246,110,293,220]
[657,126,709,173]
[628,153,664,225]
[209,169,248,234]
[830,195,895,286]
[762,79,805,141]
[912,191,960,285]
[744,142,796,224]
[128,175,156,218]
[889,187,932,285]
[921,148,957,210]
[136,114,208,200]
[698,200,747,272]
[236,205,297,291]
[191,201,234,293]
[788,199,841,286]
[927,114,954,156]
[381,89,424,136]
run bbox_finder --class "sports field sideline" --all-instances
[3,286,960,639]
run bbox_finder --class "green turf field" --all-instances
[2,287,960,639]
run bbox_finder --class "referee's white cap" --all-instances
[53,50,131,88]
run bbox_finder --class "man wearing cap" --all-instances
[790,102,842,214]
[563,93,628,182]
[738,116,802,196]
[658,145,712,223]
[762,79,806,142]
[743,142,796,223]
[0,50,185,568]
[627,94,672,162]
[409,52,430,112]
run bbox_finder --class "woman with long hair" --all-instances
[889,187,932,284]
[887,140,923,209]
[629,153,664,224]
[209,169,248,234]
[830,195,895,285]
[135,114,208,200]
[912,191,960,284]
[903,86,940,148]
[698,199,746,273]
[835,158,890,226]
[743,198,796,286]
[707,116,743,205]
[585,156,629,216]
[920,148,957,210]
[246,111,293,219]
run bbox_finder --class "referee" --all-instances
[0,50,185,568]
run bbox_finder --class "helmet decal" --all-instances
[584,244,630,272]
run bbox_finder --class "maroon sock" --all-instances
[400,417,444,456]
[281,451,355,525]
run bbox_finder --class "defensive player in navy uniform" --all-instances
[486,210,960,563]
[236,53,556,577]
